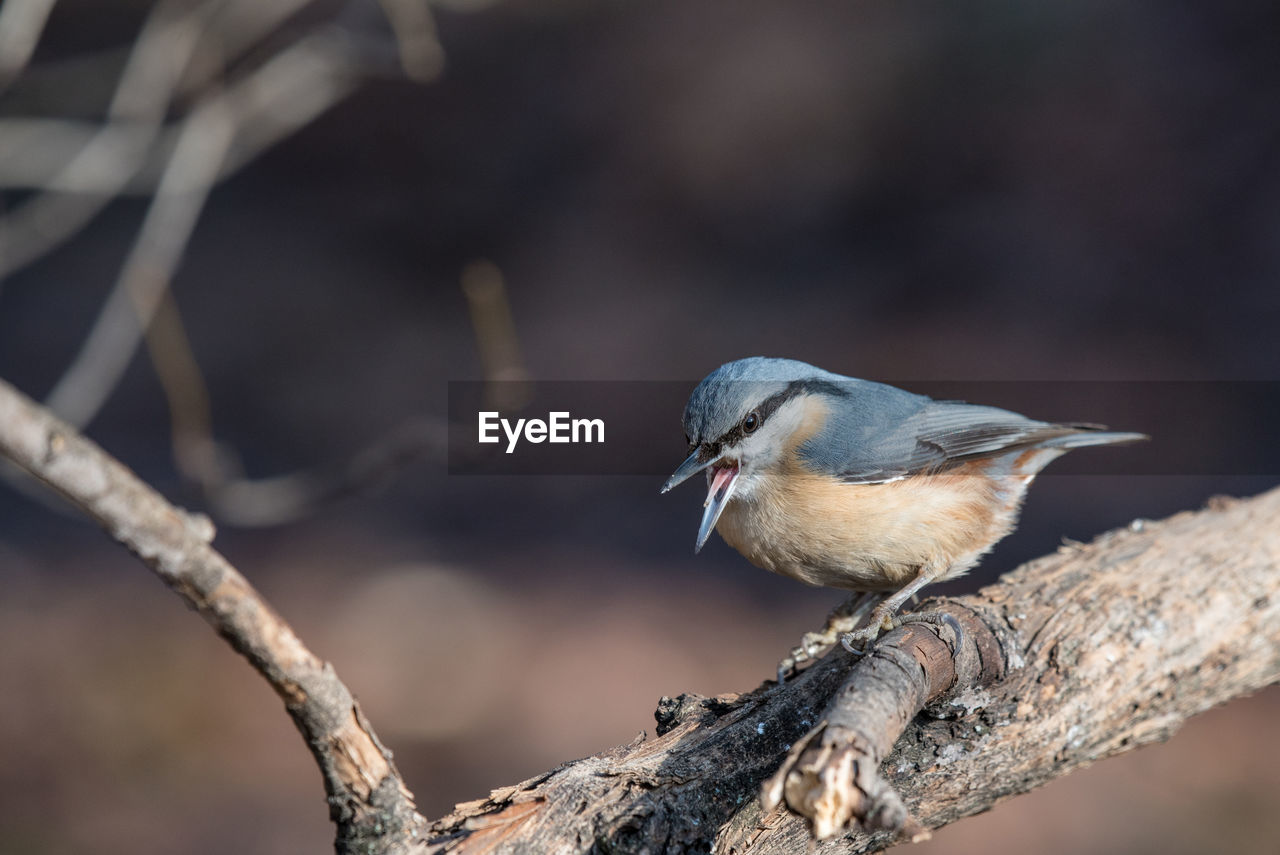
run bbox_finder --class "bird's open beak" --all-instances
[661,450,741,553]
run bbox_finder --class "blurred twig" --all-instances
[2,0,440,427]
[0,0,464,526]
[44,26,361,429]
[0,0,324,193]
[377,0,445,81]
[0,0,216,278]
[462,259,533,411]
[45,76,237,427]
[140,258,452,528]
[0,0,57,94]
[137,261,520,527]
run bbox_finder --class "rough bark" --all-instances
[2,375,1278,854]
[422,489,1280,854]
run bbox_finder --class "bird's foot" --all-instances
[889,611,965,649]
[840,609,965,655]
[776,593,885,684]
[839,610,896,655]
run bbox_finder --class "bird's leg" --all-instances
[840,567,942,653]
[776,592,885,684]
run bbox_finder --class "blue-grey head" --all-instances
[662,357,921,551]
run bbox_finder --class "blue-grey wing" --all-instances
[800,391,1084,483]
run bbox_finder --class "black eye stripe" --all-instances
[754,393,789,422]
[708,379,848,450]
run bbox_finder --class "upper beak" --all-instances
[661,448,716,494]
[662,448,742,553]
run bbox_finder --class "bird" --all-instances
[661,357,1147,665]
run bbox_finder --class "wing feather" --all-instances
[827,401,1093,484]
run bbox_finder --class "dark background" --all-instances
[2,1,1278,853]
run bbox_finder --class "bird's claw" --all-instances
[776,631,833,683]
[840,610,897,654]
[839,624,880,655]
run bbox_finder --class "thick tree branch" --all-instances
[3,374,1277,854]
[420,488,1279,853]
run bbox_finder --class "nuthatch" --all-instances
[662,357,1146,657]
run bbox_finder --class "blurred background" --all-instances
[1,1,1278,853]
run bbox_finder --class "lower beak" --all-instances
[695,462,740,553]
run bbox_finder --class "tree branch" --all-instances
[421,489,1280,854]
[0,377,427,854]
[2,373,1277,854]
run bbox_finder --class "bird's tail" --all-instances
[1040,425,1149,450]
[992,425,1148,481]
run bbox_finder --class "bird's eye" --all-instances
[742,411,761,434]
